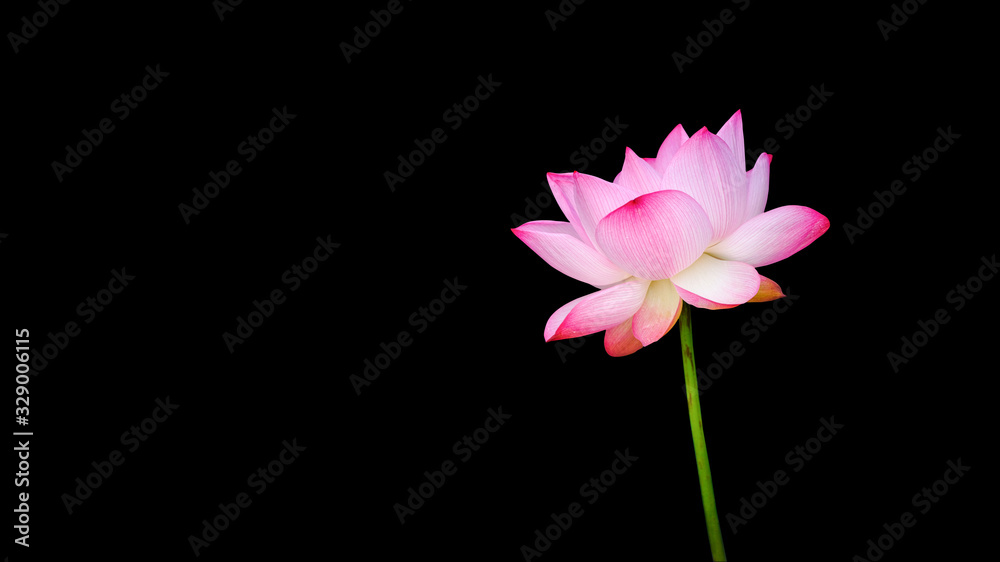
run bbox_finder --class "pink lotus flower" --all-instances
[512,110,829,356]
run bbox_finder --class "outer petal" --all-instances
[595,190,713,281]
[617,147,663,195]
[631,279,683,346]
[715,110,745,170]
[652,123,690,176]
[604,317,644,357]
[706,205,829,268]
[511,221,631,287]
[660,127,747,244]
[547,172,591,244]
[670,254,760,310]
[747,274,785,303]
[572,171,640,247]
[744,153,771,221]
[545,278,650,341]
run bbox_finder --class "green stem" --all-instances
[679,302,727,561]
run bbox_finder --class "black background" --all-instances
[5,1,992,560]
